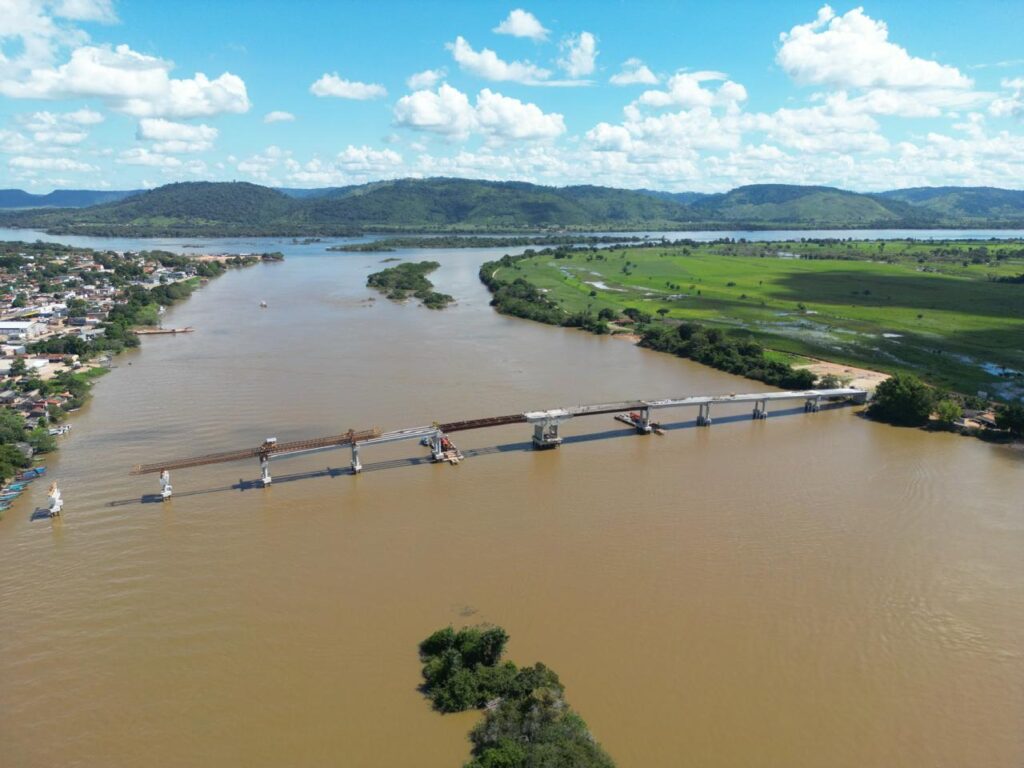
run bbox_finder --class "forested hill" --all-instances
[1,178,1023,236]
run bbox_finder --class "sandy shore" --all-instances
[793,357,890,392]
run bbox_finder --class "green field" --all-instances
[492,240,1024,398]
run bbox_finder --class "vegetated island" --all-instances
[328,235,647,252]
[480,238,1024,433]
[366,260,453,309]
[0,242,268,493]
[419,625,615,768]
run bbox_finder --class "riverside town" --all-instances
[1,3,1022,768]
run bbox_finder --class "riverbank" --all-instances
[480,240,1024,398]
[0,246,271,517]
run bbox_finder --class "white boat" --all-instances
[47,482,63,516]
[259,300,268,308]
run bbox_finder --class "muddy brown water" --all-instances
[0,237,1022,767]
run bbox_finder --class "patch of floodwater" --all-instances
[981,362,1023,377]
[882,333,903,338]
[587,280,625,291]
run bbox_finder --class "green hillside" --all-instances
[878,187,1024,224]
[1,178,1023,236]
[690,184,930,227]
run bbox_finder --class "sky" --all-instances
[2,0,1024,193]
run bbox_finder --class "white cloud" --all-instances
[407,68,445,90]
[610,58,658,86]
[493,9,548,41]
[475,88,565,140]
[448,36,550,84]
[394,84,564,141]
[638,71,746,110]
[393,83,478,137]
[263,110,295,123]
[136,118,217,152]
[558,32,597,78]
[117,148,182,167]
[990,78,1024,119]
[9,155,97,171]
[777,5,972,91]
[1,44,250,118]
[53,0,117,23]
[335,145,403,172]
[309,73,386,100]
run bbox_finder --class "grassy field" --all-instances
[492,240,1024,398]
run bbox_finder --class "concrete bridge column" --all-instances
[696,402,713,426]
[639,407,652,433]
[159,470,173,501]
[259,456,272,486]
[804,396,821,413]
[351,442,362,474]
[752,400,768,419]
[532,420,563,449]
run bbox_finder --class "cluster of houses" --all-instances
[0,245,205,451]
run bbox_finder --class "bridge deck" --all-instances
[132,388,866,475]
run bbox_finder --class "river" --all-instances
[0,229,1022,768]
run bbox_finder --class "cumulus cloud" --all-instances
[407,68,445,90]
[310,73,387,99]
[777,6,972,91]
[53,0,117,23]
[475,89,566,139]
[448,36,550,84]
[117,147,183,167]
[136,118,217,152]
[235,144,404,186]
[637,71,747,110]
[991,78,1024,119]
[394,83,565,141]
[9,155,97,171]
[1,44,250,118]
[558,32,597,78]
[610,58,658,86]
[393,83,477,137]
[263,110,295,123]
[493,9,548,41]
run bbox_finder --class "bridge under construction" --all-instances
[131,387,868,500]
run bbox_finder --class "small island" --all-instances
[366,260,453,309]
[419,625,615,768]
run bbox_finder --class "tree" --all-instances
[935,399,963,426]
[9,357,27,377]
[868,373,935,426]
[27,426,57,454]
[996,403,1024,436]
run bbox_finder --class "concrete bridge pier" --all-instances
[259,456,272,486]
[804,396,821,413]
[638,407,652,433]
[696,402,713,426]
[532,421,563,449]
[350,442,362,474]
[752,400,768,420]
[159,470,173,501]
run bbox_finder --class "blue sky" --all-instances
[2,0,1024,192]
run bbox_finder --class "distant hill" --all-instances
[877,187,1024,224]
[689,184,937,227]
[1,178,1023,236]
[0,188,141,209]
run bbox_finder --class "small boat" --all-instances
[7,482,27,491]
[259,300,268,308]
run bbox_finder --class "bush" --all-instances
[996,403,1024,436]
[934,399,963,426]
[868,373,935,426]
[419,626,615,768]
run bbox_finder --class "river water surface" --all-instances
[0,231,1022,767]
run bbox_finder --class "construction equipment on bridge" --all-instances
[131,428,382,498]
[130,388,868,498]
